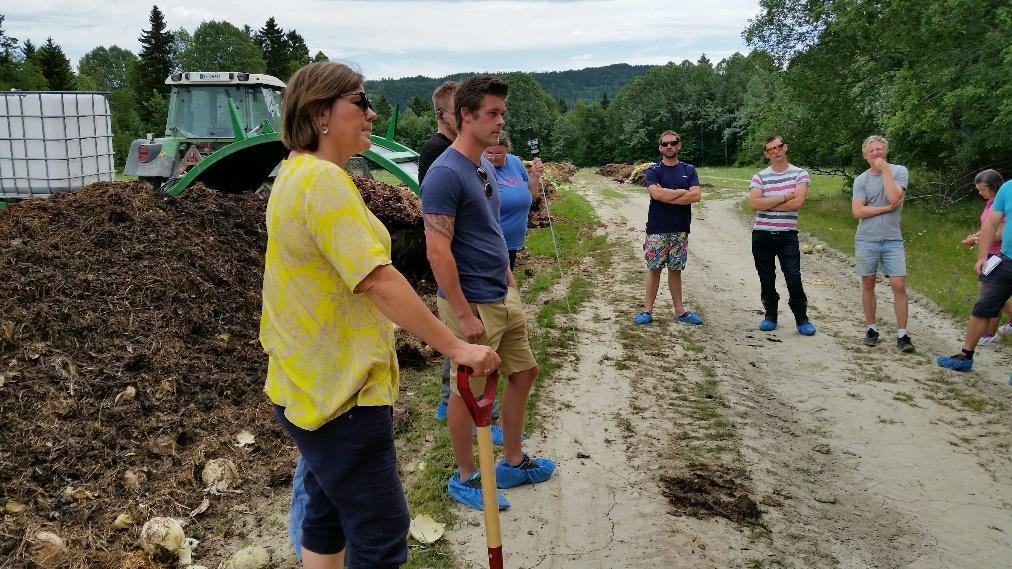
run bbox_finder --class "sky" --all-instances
[4,0,762,79]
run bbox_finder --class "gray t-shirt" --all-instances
[853,164,908,241]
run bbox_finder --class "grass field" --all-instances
[697,166,985,319]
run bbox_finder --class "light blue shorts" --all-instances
[855,239,906,277]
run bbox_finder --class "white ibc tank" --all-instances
[0,91,115,199]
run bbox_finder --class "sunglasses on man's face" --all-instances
[476,166,494,199]
[660,139,680,147]
[343,91,373,113]
[765,142,786,155]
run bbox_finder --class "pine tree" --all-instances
[255,17,288,78]
[35,38,76,90]
[312,51,329,63]
[0,16,16,67]
[22,39,35,60]
[137,6,173,98]
[283,30,310,79]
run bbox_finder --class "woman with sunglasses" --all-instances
[261,62,500,569]
[482,130,544,270]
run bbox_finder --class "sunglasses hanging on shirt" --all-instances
[476,167,493,199]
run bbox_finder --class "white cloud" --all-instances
[3,0,761,78]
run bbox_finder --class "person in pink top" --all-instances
[961,169,1011,344]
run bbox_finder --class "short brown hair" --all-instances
[454,74,508,130]
[659,130,680,144]
[281,62,363,151]
[765,134,785,145]
[432,80,458,111]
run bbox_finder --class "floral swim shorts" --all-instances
[643,232,688,270]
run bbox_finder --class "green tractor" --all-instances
[124,71,421,196]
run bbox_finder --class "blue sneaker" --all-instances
[448,471,509,511]
[759,319,777,331]
[675,311,703,325]
[936,354,973,372]
[633,311,653,325]
[434,400,448,421]
[797,321,817,336]
[472,425,520,446]
[495,454,557,489]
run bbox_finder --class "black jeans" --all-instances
[751,230,808,324]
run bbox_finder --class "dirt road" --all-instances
[447,171,1012,568]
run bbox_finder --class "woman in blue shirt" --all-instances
[483,131,543,269]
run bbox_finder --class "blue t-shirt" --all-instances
[643,161,699,234]
[494,154,532,250]
[420,147,510,303]
[991,180,1012,258]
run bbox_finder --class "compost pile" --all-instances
[528,161,576,228]
[351,175,421,229]
[596,162,653,185]
[0,179,431,568]
[597,163,634,181]
[0,182,288,567]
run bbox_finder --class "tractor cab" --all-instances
[124,72,285,188]
[124,71,422,197]
[166,72,284,140]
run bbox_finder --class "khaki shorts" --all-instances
[437,287,537,396]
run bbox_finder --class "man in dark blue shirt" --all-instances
[422,74,556,512]
[634,130,704,325]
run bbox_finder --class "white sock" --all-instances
[868,324,878,332]
[897,329,908,338]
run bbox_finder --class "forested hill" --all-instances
[365,63,654,108]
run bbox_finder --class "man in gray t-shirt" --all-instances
[851,135,914,352]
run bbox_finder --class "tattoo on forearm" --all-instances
[424,214,455,240]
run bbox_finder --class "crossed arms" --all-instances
[648,184,701,205]
[749,183,808,212]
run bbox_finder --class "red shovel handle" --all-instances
[456,366,499,427]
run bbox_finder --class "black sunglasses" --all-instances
[476,167,493,199]
[660,139,680,147]
[343,91,373,113]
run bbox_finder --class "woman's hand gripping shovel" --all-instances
[457,365,504,569]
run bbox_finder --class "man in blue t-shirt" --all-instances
[633,130,703,325]
[938,179,1012,371]
[421,74,556,512]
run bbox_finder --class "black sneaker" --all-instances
[863,328,879,346]
[897,334,915,352]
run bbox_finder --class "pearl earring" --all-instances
[321,126,329,134]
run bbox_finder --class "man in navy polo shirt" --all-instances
[634,130,704,325]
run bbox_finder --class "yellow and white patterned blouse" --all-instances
[260,153,397,430]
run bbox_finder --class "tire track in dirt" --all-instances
[446,172,1012,569]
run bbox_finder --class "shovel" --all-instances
[457,365,503,569]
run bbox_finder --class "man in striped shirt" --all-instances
[747,135,817,335]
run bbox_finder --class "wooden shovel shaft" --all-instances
[475,425,503,568]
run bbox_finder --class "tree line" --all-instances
[0,8,326,167]
[366,63,654,110]
[2,0,1006,200]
